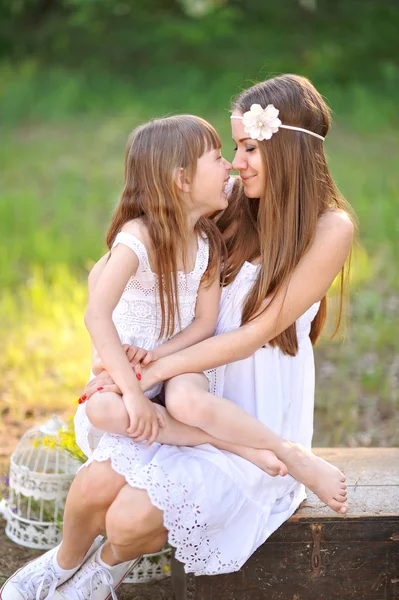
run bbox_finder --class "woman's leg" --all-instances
[53,485,167,599]
[56,460,126,569]
[101,485,167,566]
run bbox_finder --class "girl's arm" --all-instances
[87,253,110,376]
[84,243,143,396]
[150,272,221,361]
[146,210,354,385]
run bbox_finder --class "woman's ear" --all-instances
[174,167,191,193]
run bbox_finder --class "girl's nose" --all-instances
[223,157,232,170]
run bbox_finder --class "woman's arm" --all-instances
[146,210,354,385]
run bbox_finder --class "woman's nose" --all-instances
[232,152,246,171]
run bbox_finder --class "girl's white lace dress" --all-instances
[75,236,320,577]
[74,230,210,457]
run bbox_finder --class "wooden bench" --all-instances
[171,448,399,600]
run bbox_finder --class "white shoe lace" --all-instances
[14,563,59,600]
[75,563,117,600]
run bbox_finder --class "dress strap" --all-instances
[112,232,151,273]
[193,233,210,278]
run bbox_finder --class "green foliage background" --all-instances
[0,0,398,446]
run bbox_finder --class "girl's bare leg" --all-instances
[165,374,349,514]
[84,388,287,476]
[155,404,287,476]
[56,460,126,570]
[85,390,130,435]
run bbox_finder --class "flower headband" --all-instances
[231,103,325,141]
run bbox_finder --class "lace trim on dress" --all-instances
[81,436,244,576]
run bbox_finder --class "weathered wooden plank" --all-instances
[312,448,399,486]
[269,517,399,544]
[194,539,399,599]
[175,448,399,600]
[294,485,399,519]
[295,448,399,518]
[171,549,187,600]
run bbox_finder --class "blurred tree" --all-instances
[0,0,397,89]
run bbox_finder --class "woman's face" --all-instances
[231,113,265,198]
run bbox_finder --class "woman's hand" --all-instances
[79,371,122,403]
[138,360,163,392]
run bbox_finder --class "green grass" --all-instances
[0,76,398,446]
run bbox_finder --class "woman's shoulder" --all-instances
[317,209,354,240]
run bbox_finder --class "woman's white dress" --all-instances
[75,238,320,576]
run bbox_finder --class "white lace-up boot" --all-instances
[52,545,140,600]
[0,537,103,600]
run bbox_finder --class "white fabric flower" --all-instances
[242,103,282,141]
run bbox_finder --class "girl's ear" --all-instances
[174,167,191,193]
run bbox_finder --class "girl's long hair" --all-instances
[218,74,354,356]
[106,115,223,339]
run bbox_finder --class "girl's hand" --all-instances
[91,344,156,381]
[125,345,156,380]
[80,347,160,403]
[124,393,165,445]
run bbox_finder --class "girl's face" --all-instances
[231,113,265,198]
[190,148,232,215]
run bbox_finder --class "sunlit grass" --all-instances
[0,266,90,419]
[0,102,398,447]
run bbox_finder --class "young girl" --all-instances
[76,114,286,477]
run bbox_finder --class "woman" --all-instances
[2,74,354,600]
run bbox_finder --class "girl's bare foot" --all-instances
[241,447,288,477]
[281,442,348,514]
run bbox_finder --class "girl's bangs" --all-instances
[201,123,222,154]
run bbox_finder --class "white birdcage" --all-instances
[4,416,81,550]
[124,547,172,583]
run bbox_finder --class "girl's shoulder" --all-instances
[113,219,154,271]
[119,218,151,249]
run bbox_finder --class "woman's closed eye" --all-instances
[233,146,256,153]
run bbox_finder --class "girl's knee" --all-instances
[165,378,201,422]
[85,393,110,430]
[166,385,213,428]
[165,392,188,422]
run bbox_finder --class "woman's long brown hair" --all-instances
[218,74,354,356]
[106,115,223,340]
